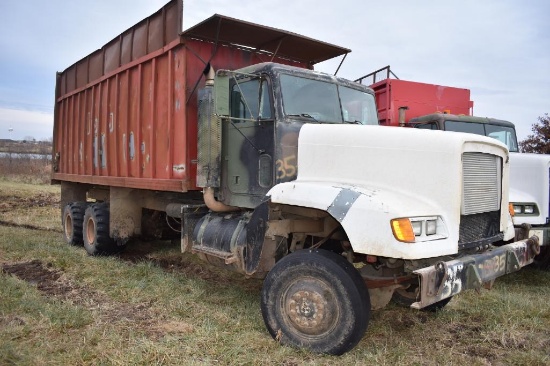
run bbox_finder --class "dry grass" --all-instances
[0,156,52,184]
[0,179,549,365]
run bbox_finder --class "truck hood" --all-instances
[270,124,510,257]
[509,152,550,225]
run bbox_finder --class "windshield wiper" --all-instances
[343,120,362,125]
[287,113,318,121]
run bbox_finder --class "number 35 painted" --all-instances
[275,154,297,180]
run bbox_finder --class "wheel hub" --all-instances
[284,282,337,336]
[86,218,96,246]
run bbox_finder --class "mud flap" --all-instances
[245,201,269,275]
[411,236,540,309]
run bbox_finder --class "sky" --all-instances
[0,0,548,142]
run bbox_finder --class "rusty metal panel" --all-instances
[53,0,350,193]
[141,61,153,179]
[65,67,76,95]
[132,22,148,61]
[84,88,93,175]
[108,77,119,177]
[117,71,129,177]
[76,59,88,89]
[154,56,170,179]
[104,39,121,74]
[165,2,180,42]
[128,66,141,179]
[121,31,133,65]
[148,12,165,53]
[182,14,350,66]
[171,48,187,181]
[58,0,183,96]
[89,50,104,85]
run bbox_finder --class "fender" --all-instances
[268,181,459,260]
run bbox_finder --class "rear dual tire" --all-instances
[82,203,118,256]
[62,202,88,246]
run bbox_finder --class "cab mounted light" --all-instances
[391,218,415,243]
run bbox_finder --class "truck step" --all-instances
[191,245,238,264]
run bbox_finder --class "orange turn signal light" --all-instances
[509,203,515,217]
[391,218,416,243]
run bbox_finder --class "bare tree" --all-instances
[520,114,550,154]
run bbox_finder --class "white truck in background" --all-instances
[355,66,550,266]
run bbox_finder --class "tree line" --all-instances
[520,114,550,154]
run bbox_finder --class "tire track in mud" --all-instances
[1,259,193,337]
[0,219,62,232]
[0,192,61,232]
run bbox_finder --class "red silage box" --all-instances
[370,78,474,126]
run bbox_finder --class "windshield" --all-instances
[280,74,377,125]
[485,124,519,152]
[444,121,519,152]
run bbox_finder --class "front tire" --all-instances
[261,249,370,355]
[83,203,117,256]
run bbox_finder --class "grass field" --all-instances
[1,179,549,365]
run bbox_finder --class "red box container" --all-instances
[370,78,474,126]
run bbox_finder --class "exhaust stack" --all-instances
[196,64,238,212]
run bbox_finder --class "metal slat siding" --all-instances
[462,153,500,215]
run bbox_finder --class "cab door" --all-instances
[221,77,274,208]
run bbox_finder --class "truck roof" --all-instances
[409,113,515,128]
[183,14,350,66]
[234,62,374,93]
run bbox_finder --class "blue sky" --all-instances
[0,0,548,141]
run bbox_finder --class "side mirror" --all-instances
[214,70,230,116]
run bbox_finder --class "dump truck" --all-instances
[356,66,549,265]
[53,1,540,355]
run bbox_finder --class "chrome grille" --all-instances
[462,153,501,215]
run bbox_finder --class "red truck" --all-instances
[356,66,473,126]
[53,1,539,354]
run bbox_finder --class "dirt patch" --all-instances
[0,193,59,212]
[1,259,189,337]
[118,242,263,293]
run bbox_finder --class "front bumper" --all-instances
[528,227,549,246]
[411,236,540,309]
[516,223,549,246]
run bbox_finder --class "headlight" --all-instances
[411,221,422,236]
[426,220,437,235]
[391,216,448,242]
[511,203,538,215]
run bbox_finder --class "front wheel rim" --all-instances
[282,277,338,337]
